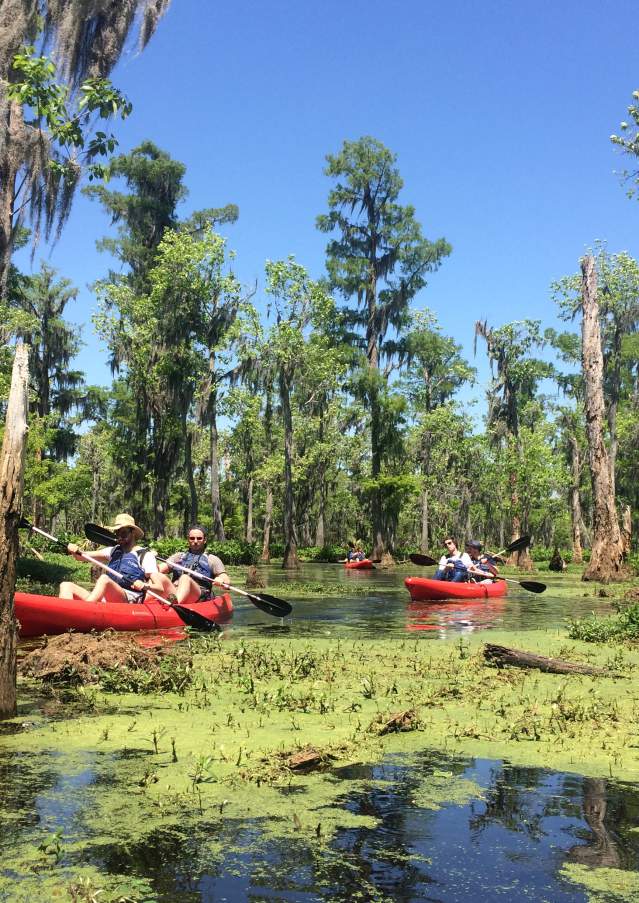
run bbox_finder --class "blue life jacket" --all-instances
[109,546,147,588]
[172,552,212,588]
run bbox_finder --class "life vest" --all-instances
[172,552,212,588]
[108,546,147,588]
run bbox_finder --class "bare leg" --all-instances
[150,573,178,598]
[86,575,130,603]
[59,581,91,600]
[174,574,204,604]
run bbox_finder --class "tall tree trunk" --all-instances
[580,256,625,581]
[209,405,225,541]
[261,484,273,562]
[507,475,533,570]
[370,386,385,559]
[0,98,22,305]
[280,369,299,569]
[621,505,632,558]
[246,475,253,543]
[568,434,584,564]
[0,344,29,718]
[184,429,198,526]
[260,391,274,562]
[420,487,429,552]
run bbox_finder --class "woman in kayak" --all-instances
[433,537,472,582]
[152,524,230,605]
[346,541,366,562]
[465,540,499,582]
[60,513,158,603]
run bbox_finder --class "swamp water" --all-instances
[2,563,639,901]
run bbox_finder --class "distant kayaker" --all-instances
[465,540,499,583]
[433,537,472,582]
[152,524,230,605]
[346,541,366,562]
[60,513,158,603]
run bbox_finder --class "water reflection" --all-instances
[2,748,638,901]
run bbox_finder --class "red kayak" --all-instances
[404,576,507,602]
[344,559,375,570]
[14,591,233,638]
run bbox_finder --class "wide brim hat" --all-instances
[104,513,144,540]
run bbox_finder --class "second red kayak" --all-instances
[344,559,375,570]
[15,591,233,638]
[404,577,507,602]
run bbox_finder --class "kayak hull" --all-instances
[14,591,233,638]
[404,576,507,602]
[344,559,375,570]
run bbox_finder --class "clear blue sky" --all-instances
[16,0,639,395]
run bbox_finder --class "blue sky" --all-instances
[15,0,639,397]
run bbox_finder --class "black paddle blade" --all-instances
[18,516,32,530]
[519,580,546,594]
[506,535,531,554]
[172,604,221,631]
[409,553,437,567]
[247,592,292,618]
[85,522,117,545]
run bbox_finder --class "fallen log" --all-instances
[483,643,606,676]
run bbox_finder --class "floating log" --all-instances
[483,643,606,676]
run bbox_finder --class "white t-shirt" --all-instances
[438,551,472,570]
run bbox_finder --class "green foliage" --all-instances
[151,538,259,566]
[97,655,194,695]
[8,46,131,180]
[568,604,639,643]
[296,545,345,562]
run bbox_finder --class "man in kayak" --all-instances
[60,513,158,603]
[465,540,499,583]
[152,524,230,604]
[433,537,472,581]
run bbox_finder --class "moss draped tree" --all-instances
[317,137,451,558]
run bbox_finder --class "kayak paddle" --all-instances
[85,523,293,618]
[20,518,221,632]
[486,535,531,562]
[408,549,546,594]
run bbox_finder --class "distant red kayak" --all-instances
[344,559,375,570]
[15,591,233,638]
[404,577,507,602]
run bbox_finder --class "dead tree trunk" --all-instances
[0,343,29,719]
[621,504,632,558]
[580,256,626,582]
[568,434,584,564]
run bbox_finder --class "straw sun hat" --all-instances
[104,513,144,540]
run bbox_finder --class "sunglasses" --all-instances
[188,535,205,541]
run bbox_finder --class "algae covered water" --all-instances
[3,563,639,901]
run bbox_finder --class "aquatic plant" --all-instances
[569,602,639,643]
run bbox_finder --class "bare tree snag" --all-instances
[0,343,29,718]
[568,433,584,564]
[580,256,626,582]
[621,505,632,559]
[483,644,606,676]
